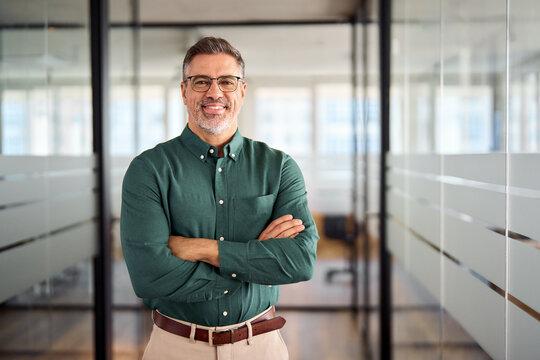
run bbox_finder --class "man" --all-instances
[121,36,319,359]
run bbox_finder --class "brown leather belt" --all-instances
[152,308,286,345]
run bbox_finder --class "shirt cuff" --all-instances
[218,240,250,281]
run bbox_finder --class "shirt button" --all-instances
[231,273,237,278]
[209,149,214,154]
[223,311,228,316]
[219,236,224,241]
[231,153,235,158]
[224,290,229,294]
[219,200,224,205]
[218,167,222,172]
[200,155,204,159]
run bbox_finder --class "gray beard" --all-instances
[191,110,234,135]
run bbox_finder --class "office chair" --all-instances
[323,214,358,283]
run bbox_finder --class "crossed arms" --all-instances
[121,154,318,303]
[168,214,305,267]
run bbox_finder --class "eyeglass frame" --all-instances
[184,75,244,93]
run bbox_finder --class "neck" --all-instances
[188,121,237,157]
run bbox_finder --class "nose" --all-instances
[205,79,223,99]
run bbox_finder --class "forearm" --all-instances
[122,236,239,302]
[168,236,220,267]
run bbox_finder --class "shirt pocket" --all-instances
[232,194,276,241]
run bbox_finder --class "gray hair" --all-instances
[182,37,245,80]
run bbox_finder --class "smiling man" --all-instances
[120,37,319,360]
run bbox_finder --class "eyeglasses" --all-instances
[185,75,243,93]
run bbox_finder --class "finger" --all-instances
[276,232,300,239]
[264,215,293,234]
[276,224,305,239]
[258,214,293,240]
[272,219,302,235]
[263,219,302,240]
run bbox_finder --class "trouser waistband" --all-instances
[152,307,286,346]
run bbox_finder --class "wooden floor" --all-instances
[281,311,364,360]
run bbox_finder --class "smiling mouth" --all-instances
[201,102,229,115]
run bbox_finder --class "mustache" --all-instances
[199,99,230,108]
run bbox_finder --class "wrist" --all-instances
[200,238,220,267]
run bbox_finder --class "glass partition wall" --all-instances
[0,0,95,358]
[387,0,540,358]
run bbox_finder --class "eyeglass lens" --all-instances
[190,76,239,92]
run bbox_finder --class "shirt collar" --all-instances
[179,125,243,162]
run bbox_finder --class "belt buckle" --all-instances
[214,328,235,345]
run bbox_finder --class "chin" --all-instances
[196,118,234,135]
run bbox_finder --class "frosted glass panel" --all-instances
[508,302,540,360]
[444,154,505,185]
[387,170,406,192]
[48,223,97,278]
[508,1,540,358]
[388,220,406,263]
[0,239,48,303]
[408,154,439,174]
[408,234,440,302]
[444,214,506,289]
[408,199,440,247]
[509,195,540,241]
[387,190,406,223]
[508,239,540,314]
[386,0,540,357]
[408,176,439,204]
[509,154,540,190]
[444,258,505,360]
[443,183,505,226]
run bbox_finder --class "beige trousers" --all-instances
[142,308,289,360]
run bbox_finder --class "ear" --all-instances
[180,81,188,105]
[239,81,247,100]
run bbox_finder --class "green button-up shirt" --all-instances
[120,126,319,326]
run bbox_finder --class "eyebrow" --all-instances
[188,74,242,78]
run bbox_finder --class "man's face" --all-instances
[181,53,246,136]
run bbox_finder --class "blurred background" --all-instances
[1,0,540,359]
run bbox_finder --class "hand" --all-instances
[258,214,305,241]
[168,235,219,267]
